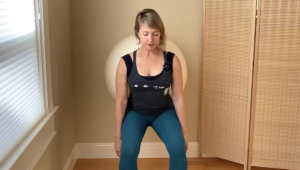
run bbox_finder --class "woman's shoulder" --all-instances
[121,51,135,61]
[164,51,176,72]
[164,50,176,60]
[164,50,175,55]
[121,53,132,60]
[121,52,134,77]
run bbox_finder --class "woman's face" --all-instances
[138,24,161,50]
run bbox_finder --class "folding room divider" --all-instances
[200,0,300,170]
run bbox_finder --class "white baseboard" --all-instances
[63,142,213,170]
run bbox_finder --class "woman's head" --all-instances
[134,9,166,50]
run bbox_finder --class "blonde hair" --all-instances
[134,9,166,50]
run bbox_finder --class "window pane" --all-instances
[0,0,45,165]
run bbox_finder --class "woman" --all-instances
[114,8,188,170]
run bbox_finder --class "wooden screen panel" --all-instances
[251,0,300,169]
[200,0,256,166]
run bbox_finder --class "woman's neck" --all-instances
[138,46,162,58]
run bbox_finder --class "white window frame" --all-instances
[0,0,58,169]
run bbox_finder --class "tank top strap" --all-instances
[133,50,137,63]
[163,51,168,64]
[131,50,138,74]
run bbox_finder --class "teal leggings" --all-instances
[119,108,187,170]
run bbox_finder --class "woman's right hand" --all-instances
[114,137,122,157]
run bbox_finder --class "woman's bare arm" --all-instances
[115,58,128,139]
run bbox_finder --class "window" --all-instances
[0,0,47,166]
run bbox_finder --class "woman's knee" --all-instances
[166,140,186,157]
[121,143,140,157]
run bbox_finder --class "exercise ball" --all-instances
[104,34,187,100]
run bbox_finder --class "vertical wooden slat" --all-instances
[199,0,206,159]
[248,1,263,169]
[251,0,300,169]
[200,0,256,168]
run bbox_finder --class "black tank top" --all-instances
[122,50,175,115]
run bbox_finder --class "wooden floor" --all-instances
[73,158,276,170]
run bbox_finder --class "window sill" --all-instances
[0,106,59,170]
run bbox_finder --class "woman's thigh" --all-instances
[121,111,148,147]
[151,109,185,151]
